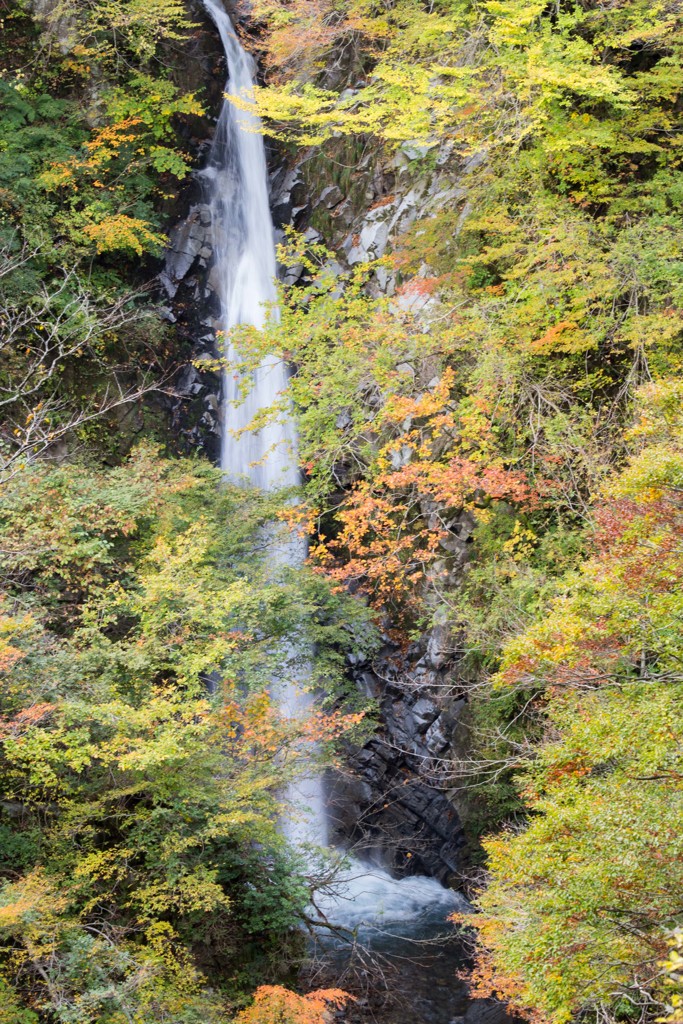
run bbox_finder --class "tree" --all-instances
[233,985,350,1024]
[0,448,373,1020]
[465,382,683,1024]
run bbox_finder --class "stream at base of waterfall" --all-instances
[198,3,480,1019]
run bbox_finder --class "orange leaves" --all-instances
[384,458,536,509]
[496,442,683,693]
[314,452,537,612]
[528,320,591,355]
[0,703,56,740]
[40,118,144,194]
[83,117,144,165]
[82,214,166,255]
[296,348,541,612]
[234,985,351,1024]
[249,0,394,79]
[395,274,450,302]
[0,638,26,677]
[0,869,68,934]
[216,687,364,765]
[382,367,457,426]
[462,944,549,1024]
[249,0,338,77]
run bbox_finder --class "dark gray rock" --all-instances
[165,208,211,287]
[176,364,203,397]
[317,185,344,209]
[425,716,450,755]
[409,697,440,731]
[465,1000,518,1024]
[426,624,453,670]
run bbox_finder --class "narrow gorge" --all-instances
[184,9,483,1020]
[0,1,681,1023]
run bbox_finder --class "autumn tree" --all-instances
[464,382,683,1024]
[0,448,374,1020]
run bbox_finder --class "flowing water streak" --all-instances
[200,0,466,936]
[200,0,327,847]
[201,0,296,490]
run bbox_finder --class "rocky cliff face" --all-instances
[268,142,482,884]
[163,3,478,884]
[331,641,468,884]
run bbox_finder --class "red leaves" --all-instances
[304,360,542,613]
[216,688,364,761]
[0,703,56,740]
[385,457,536,508]
[462,945,548,1024]
[313,454,538,612]
[497,478,683,692]
[594,494,683,594]
[528,320,579,353]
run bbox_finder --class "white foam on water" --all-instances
[314,862,469,936]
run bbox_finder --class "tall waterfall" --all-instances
[201,0,297,491]
[200,0,466,934]
[200,0,327,848]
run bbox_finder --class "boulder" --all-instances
[317,185,344,209]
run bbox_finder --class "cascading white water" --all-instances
[200,0,327,849]
[200,0,466,933]
[200,0,297,491]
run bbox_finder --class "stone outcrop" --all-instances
[161,190,223,460]
[329,625,470,884]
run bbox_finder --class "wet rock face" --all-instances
[330,630,469,884]
[161,184,223,460]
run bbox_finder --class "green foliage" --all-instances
[467,384,683,1023]
[218,5,683,1022]
[0,0,203,484]
[0,449,376,1020]
[2,0,683,1021]
[1,0,202,256]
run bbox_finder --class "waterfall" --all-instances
[200,0,327,849]
[200,0,297,491]
[200,0,466,933]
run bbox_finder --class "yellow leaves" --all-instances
[502,521,537,562]
[250,83,339,146]
[84,117,143,161]
[73,847,133,887]
[625,380,683,444]
[134,872,230,918]
[658,928,683,1024]
[471,683,683,1021]
[495,601,591,688]
[485,0,548,46]
[609,446,683,504]
[0,604,36,679]
[89,0,196,55]
[37,75,200,254]
[38,162,76,190]
[525,38,634,106]
[82,214,165,255]
[0,870,68,937]
[609,383,683,502]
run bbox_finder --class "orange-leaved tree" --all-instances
[234,985,351,1024]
